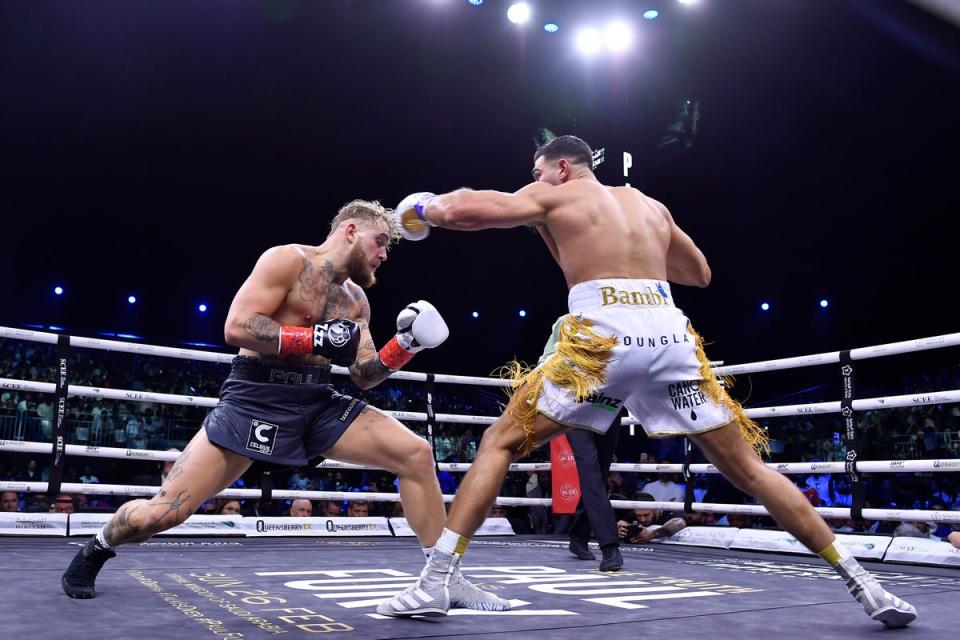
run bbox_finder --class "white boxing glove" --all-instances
[378,300,449,370]
[395,192,437,241]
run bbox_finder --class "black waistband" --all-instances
[228,356,331,386]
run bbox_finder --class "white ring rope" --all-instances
[4,324,960,384]
[3,376,960,425]
[2,439,958,476]
[1,480,956,525]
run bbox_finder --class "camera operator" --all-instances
[617,493,687,544]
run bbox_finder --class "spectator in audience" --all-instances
[253,498,277,517]
[641,472,685,503]
[216,499,243,516]
[825,517,855,532]
[617,493,686,543]
[90,408,114,445]
[288,499,313,517]
[37,399,54,440]
[683,510,714,526]
[713,509,757,528]
[1,491,20,512]
[949,531,960,549]
[802,462,831,505]
[26,494,49,513]
[22,459,46,482]
[79,466,100,484]
[346,500,369,517]
[489,504,508,519]
[53,493,76,514]
[526,470,549,534]
[132,448,180,486]
[322,500,342,517]
[893,520,938,539]
[287,467,312,491]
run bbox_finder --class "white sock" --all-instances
[95,529,113,550]
[422,546,433,559]
[435,527,469,557]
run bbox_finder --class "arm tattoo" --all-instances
[243,314,280,343]
[354,356,392,387]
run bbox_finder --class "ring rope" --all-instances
[2,439,957,476]
[2,376,958,424]
[1,480,956,524]
[4,324,960,385]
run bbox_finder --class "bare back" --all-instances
[539,181,672,289]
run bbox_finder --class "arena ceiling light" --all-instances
[575,27,602,55]
[507,2,531,25]
[604,20,634,52]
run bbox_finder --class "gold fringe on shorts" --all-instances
[686,324,769,457]
[499,315,618,456]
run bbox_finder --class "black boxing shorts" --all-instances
[203,356,367,466]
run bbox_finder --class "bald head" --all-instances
[289,499,313,517]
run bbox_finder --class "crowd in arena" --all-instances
[1,339,958,548]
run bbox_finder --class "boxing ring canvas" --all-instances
[2,536,956,639]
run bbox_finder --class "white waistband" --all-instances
[568,278,675,313]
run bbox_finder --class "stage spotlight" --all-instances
[468,0,483,5]
[544,22,559,33]
[819,299,829,308]
[127,295,137,304]
[472,311,479,318]
[575,27,602,55]
[54,286,64,296]
[644,10,659,19]
[519,309,527,317]
[507,2,530,24]
[198,304,208,313]
[761,302,770,311]
[605,21,634,52]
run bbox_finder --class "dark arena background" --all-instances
[1,2,959,639]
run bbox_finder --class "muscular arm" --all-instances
[223,246,301,353]
[425,182,552,230]
[658,201,711,287]
[347,290,393,390]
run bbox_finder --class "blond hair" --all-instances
[328,199,400,244]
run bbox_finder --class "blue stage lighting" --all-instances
[468,0,483,5]
[54,286,64,296]
[819,299,829,308]
[761,302,770,311]
[544,23,559,33]
[644,10,659,19]
[519,310,527,317]
[198,304,208,313]
[127,295,137,304]
[472,311,479,318]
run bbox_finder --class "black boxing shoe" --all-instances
[61,537,116,599]
[599,545,623,572]
[569,535,596,560]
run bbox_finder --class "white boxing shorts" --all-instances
[533,278,736,438]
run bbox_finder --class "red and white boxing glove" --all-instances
[378,300,449,370]
[396,192,437,241]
